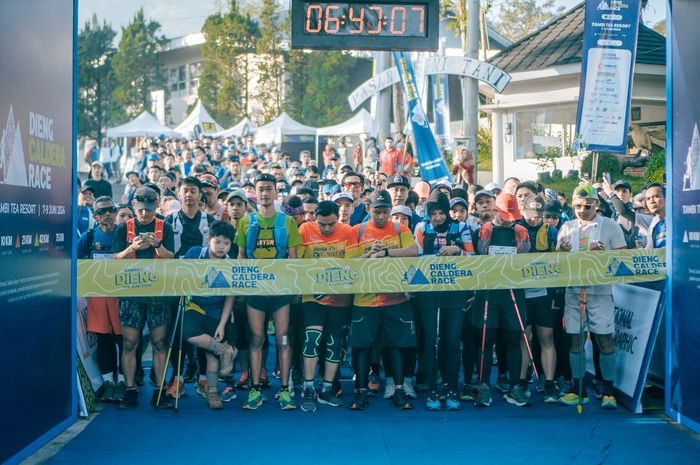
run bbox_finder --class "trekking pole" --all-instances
[174,296,186,413]
[435,305,441,386]
[479,299,489,384]
[157,296,184,408]
[509,289,539,382]
[578,286,588,415]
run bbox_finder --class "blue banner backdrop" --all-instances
[430,74,451,149]
[0,1,76,463]
[392,52,452,186]
[575,0,641,153]
[667,0,700,434]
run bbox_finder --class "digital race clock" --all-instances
[291,1,438,51]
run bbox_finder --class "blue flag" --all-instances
[430,73,451,150]
[392,52,452,186]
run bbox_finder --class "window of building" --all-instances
[169,65,186,95]
[514,106,577,160]
[188,62,203,95]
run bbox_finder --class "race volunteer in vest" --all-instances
[298,201,358,412]
[236,172,302,410]
[413,190,475,411]
[113,186,175,410]
[77,196,126,404]
[471,193,532,408]
[517,194,559,403]
[348,190,418,411]
[557,185,626,409]
[164,176,215,398]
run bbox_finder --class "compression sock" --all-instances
[599,352,617,395]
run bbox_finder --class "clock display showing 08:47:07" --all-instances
[303,2,428,38]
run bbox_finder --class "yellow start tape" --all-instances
[77,248,666,297]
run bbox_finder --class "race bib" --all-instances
[488,246,517,255]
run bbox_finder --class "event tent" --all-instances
[175,100,224,137]
[254,112,316,145]
[208,117,257,138]
[316,109,375,136]
[106,111,178,138]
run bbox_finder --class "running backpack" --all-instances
[245,212,289,258]
[171,210,210,255]
[478,222,529,253]
[357,221,402,247]
[125,218,164,258]
[421,220,473,255]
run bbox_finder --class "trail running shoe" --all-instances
[426,391,442,411]
[151,389,174,409]
[383,377,396,399]
[113,381,127,403]
[278,388,296,410]
[350,390,369,410]
[404,377,417,399]
[300,387,317,412]
[206,388,224,410]
[101,381,115,403]
[392,388,413,410]
[368,373,381,393]
[195,380,209,398]
[236,372,250,390]
[243,388,263,410]
[260,369,270,388]
[505,385,532,407]
[495,374,510,393]
[559,392,590,406]
[601,395,618,410]
[475,384,492,407]
[318,389,343,407]
[119,388,138,410]
[218,343,236,376]
[446,391,461,411]
[544,383,558,404]
[460,384,475,402]
[220,384,237,402]
[166,380,186,398]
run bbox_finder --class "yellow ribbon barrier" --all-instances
[77,248,666,297]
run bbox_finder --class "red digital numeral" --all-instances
[390,6,406,35]
[324,5,340,33]
[367,6,382,35]
[411,6,425,34]
[305,4,322,33]
[349,6,364,34]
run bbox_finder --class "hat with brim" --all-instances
[369,190,392,209]
[387,174,411,189]
[332,192,354,203]
[474,189,496,201]
[132,187,158,210]
[494,193,522,221]
[391,205,412,218]
[226,188,247,203]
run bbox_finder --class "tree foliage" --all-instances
[491,0,564,42]
[255,0,285,123]
[199,1,259,127]
[78,14,116,142]
[110,9,166,125]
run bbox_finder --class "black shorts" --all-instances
[303,302,351,337]
[119,298,170,330]
[350,302,417,349]
[525,293,555,328]
[248,295,293,314]
[471,290,526,332]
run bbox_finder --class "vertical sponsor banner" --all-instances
[0,1,76,463]
[393,52,452,186]
[669,0,700,434]
[430,73,452,149]
[574,0,641,153]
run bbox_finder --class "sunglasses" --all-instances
[345,182,362,188]
[573,204,593,210]
[135,195,157,203]
[94,206,117,215]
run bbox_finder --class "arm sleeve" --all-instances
[609,194,636,223]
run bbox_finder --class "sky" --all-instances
[79,0,666,40]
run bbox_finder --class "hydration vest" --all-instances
[126,218,164,258]
[246,212,289,258]
[478,222,529,251]
[357,221,402,246]
[421,220,473,255]
[171,210,209,255]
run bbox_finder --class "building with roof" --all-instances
[483,2,666,183]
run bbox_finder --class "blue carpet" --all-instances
[49,371,700,465]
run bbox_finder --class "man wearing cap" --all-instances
[236,173,302,410]
[347,189,419,411]
[78,183,97,236]
[472,189,497,227]
[199,174,224,220]
[113,186,176,410]
[557,184,626,409]
[332,192,355,225]
[385,174,421,229]
[471,193,532,407]
[88,161,113,199]
[342,172,367,226]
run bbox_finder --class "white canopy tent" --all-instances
[174,100,224,137]
[208,117,257,138]
[254,112,316,145]
[106,111,178,138]
[315,109,375,136]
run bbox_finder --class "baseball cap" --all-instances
[544,188,558,200]
[544,199,563,217]
[332,192,354,203]
[80,182,95,194]
[254,172,276,184]
[323,183,341,195]
[494,193,522,221]
[387,174,411,189]
[148,153,159,161]
[226,188,247,203]
[368,190,392,208]
[613,180,632,192]
[132,187,158,210]
[449,197,468,209]
[474,189,496,201]
[91,161,103,167]
[484,182,502,193]
[573,184,599,201]
[391,205,412,218]
[198,173,219,189]
[301,180,320,193]
[522,194,545,219]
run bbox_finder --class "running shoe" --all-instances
[368,373,381,393]
[601,395,618,410]
[166,380,186,398]
[220,384,237,402]
[475,384,492,407]
[350,389,369,410]
[273,367,281,379]
[460,384,475,402]
[505,385,532,407]
[300,387,317,412]
[318,389,343,407]
[243,387,263,410]
[446,391,461,411]
[119,388,138,410]
[495,374,510,393]
[593,379,605,400]
[556,377,572,397]
[383,377,396,399]
[278,388,296,410]
[559,392,590,406]
[392,388,413,410]
[151,389,174,409]
[100,381,115,403]
[537,376,546,393]
[218,343,236,376]
[113,381,127,403]
[260,369,270,388]
[195,380,209,398]
[206,388,224,410]
[236,372,250,390]
[404,377,417,399]
[426,391,442,411]
[543,383,558,404]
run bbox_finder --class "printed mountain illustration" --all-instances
[608,258,634,277]
[402,265,429,285]
[0,105,28,186]
[204,267,230,288]
[683,123,700,191]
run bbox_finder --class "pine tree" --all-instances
[301,51,359,127]
[490,0,564,42]
[255,0,285,124]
